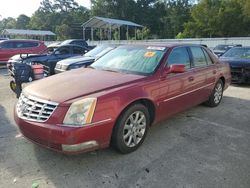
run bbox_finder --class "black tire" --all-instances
[9,80,16,92]
[205,79,224,107]
[112,104,150,154]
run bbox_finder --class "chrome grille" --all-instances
[16,93,58,122]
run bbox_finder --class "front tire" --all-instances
[112,104,150,154]
[10,80,16,92]
[205,79,224,107]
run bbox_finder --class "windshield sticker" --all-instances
[144,51,156,58]
[147,46,166,51]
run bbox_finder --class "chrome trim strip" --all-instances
[163,83,214,102]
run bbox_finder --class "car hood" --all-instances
[219,57,250,68]
[57,56,94,65]
[23,68,145,104]
[8,54,39,62]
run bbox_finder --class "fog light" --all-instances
[62,141,98,152]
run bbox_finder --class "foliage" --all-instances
[183,0,250,37]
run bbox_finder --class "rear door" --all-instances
[189,46,215,102]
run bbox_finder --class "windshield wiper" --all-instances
[102,68,118,73]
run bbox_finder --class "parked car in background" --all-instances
[14,44,231,154]
[213,44,242,57]
[220,47,250,83]
[60,39,90,49]
[0,38,9,41]
[0,39,47,64]
[55,44,119,73]
[8,44,89,75]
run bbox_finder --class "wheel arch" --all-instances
[115,98,156,128]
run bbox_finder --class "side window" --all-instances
[23,42,39,48]
[202,49,213,65]
[73,41,87,47]
[73,46,83,54]
[15,42,25,48]
[167,47,191,69]
[190,47,207,67]
[55,47,70,55]
[1,41,14,48]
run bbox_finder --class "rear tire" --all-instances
[112,104,150,154]
[205,79,224,107]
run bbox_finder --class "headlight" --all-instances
[63,98,97,126]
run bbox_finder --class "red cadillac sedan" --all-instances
[14,44,231,154]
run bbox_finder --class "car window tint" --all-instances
[56,47,70,54]
[15,42,25,48]
[1,41,14,48]
[73,46,83,54]
[202,49,213,65]
[190,47,207,67]
[23,42,39,48]
[71,41,87,47]
[167,47,191,69]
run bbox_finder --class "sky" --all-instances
[0,0,91,19]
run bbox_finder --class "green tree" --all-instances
[16,15,30,29]
[183,0,250,37]
[55,24,71,40]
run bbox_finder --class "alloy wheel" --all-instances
[123,111,146,147]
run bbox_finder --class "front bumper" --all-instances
[14,110,114,154]
[231,67,250,83]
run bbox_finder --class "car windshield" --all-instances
[222,48,250,59]
[91,46,167,75]
[84,45,113,57]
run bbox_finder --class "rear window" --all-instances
[0,41,14,48]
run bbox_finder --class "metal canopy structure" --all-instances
[82,16,143,40]
[1,29,56,40]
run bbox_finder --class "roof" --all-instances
[82,16,143,29]
[2,29,56,36]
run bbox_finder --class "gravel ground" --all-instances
[0,67,250,188]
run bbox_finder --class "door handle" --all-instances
[188,76,194,82]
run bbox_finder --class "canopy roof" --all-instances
[2,29,56,36]
[82,16,143,29]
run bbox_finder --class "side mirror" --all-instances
[167,64,186,74]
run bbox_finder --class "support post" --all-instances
[135,27,137,40]
[119,27,121,40]
[126,25,129,40]
[91,28,94,41]
[109,24,112,40]
[83,27,85,40]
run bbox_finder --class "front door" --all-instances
[157,46,197,121]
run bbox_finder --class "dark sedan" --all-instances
[213,44,242,57]
[8,44,89,75]
[55,44,118,73]
[220,47,250,83]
